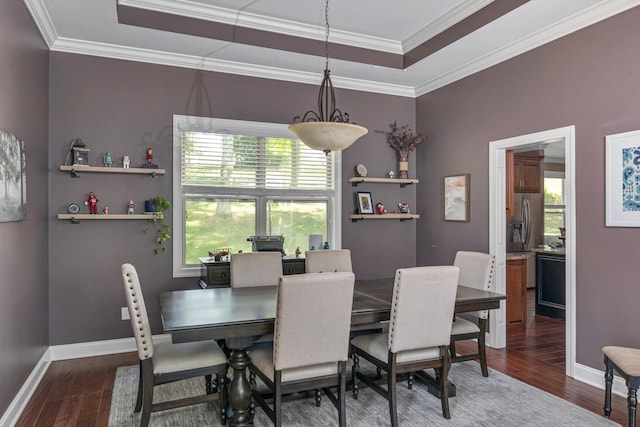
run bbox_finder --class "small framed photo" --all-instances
[356,192,374,214]
[443,174,470,222]
[606,129,640,226]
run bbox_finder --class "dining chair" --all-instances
[304,249,353,273]
[249,272,355,427]
[351,266,459,426]
[603,345,640,427]
[449,250,496,377]
[121,263,229,427]
[230,251,282,288]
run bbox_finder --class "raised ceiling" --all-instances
[25,0,640,97]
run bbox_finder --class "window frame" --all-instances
[172,115,342,278]
[543,171,566,243]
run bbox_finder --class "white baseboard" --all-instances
[0,348,51,427]
[0,334,172,427]
[574,362,628,398]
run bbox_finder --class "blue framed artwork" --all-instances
[0,129,26,222]
[606,129,640,226]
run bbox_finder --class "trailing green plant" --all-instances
[146,195,172,255]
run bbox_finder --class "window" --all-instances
[172,116,341,277]
[543,172,565,245]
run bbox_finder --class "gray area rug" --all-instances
[109,361,619,426]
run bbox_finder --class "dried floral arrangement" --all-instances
[376,122,426,178]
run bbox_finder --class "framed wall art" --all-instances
[443,174,469,222]
[606,129,640,226]
[356,191,373,214]
[0,129,26,222]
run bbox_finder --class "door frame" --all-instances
[488,125,576,377]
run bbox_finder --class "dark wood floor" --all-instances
[15,289,627,426]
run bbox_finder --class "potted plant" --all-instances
[145,195,171,255]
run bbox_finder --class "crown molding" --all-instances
[415,0,640,96]
[51,37,416,98]
[119,0,402,54]
[23,0,57,48]
[402,0,493,53]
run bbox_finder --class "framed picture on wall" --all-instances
[356,192,374,214]
[443,174,470,222]
[606,130,640,226]
[0,129,26,222]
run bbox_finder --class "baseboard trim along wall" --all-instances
[0,339,629,427]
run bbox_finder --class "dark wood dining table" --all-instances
[159,278,506,427]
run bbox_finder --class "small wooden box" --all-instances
[72,147,90,165]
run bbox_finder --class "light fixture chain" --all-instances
[324,0,329,70]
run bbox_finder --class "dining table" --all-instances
[159,277,506,427]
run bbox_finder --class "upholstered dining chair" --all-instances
[249,272,355,427]
[449,250,496,377]
[121,263,229,427]
[230,251,282,288]
[603,345,640,427]
[351,266,460,425]
[305,249,353,273]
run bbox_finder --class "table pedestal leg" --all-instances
[227,348,253,426]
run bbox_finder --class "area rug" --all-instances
[108,362,619,426]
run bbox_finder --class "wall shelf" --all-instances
[350,213,420,222]
[59,165,165,177]
[348,177,418,187]
[57,213,162,223]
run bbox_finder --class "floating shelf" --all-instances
[348,177,418,187]
[59,165,165,177]
[58,213,163,222]
[350,213,420,222]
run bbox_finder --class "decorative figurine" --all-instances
[103,152,112,167]
[103,206,109,215]
[146,147,153,165]
[86,192,99,214]
[127,200,135,214]
[388,170,395,179]
[323,241,330,250]
[295,247,301,258]
[121,155,130,168]
[69,138,89,166]
[376,202,386,214]
[398,202,410,213]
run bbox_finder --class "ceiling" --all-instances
[25,0,640,98]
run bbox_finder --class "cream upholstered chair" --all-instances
[230,252,282,288]
[351,266,459,425]
[249,272,355,427]
[603,346,640,427]
[305,249,353,273]
[121,263,228,427]
[449,251,495,377]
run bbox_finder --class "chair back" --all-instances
[453,251,495,319]
[121,263,154,361]
[305,249,353,273]
[230,252,282,288]
[273,272,355,371]
[388,266,459,354]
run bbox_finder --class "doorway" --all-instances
[487,125,576,378]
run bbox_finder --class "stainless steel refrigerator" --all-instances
[507,193,543,288]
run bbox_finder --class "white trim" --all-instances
[23,0,57,48]
[0,349,51,427]
[575,362,629,398]
[488,126,576,379]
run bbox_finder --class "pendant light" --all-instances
[288,0,368,153]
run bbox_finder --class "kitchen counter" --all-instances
[531,247,565,256]
[506,252,532,261]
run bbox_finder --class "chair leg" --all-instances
[352,352,359,399]
[134,361,144,412]
[205,374,213,394]
[604,362,613,417]
[220,368,228,426]
[440,349,451,420]
[338,361,347,427]
[628,386,637,427]
[140,360,154,427]
[315,389,322,407]
[388,354,398,427]
[449,340,457,360]
[478,318,488,377]
[274,371,282,427]
[407,372,414,390]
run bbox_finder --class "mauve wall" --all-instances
[416,6,640,369]
[0,1,49,417]
[48,52,415,345]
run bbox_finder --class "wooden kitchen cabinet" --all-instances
[513,151,543,193]
[506,258,527,334]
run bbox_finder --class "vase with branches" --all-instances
[377,122,426,179]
